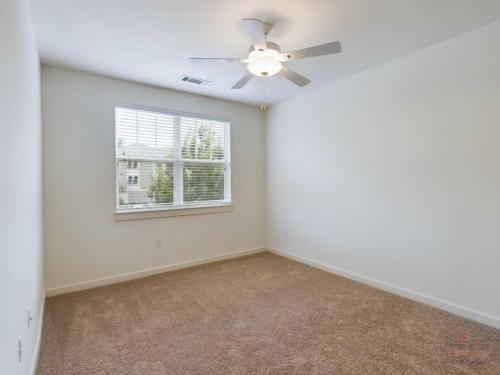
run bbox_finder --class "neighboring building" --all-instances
[116,142,172,207]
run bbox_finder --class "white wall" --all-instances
[0,0,44,374]
[266,22,500,327]
[42,66,266,292]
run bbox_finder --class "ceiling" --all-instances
[30,0,500,106]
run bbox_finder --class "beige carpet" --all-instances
[37,252,499,374]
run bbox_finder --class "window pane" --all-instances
[117,160,173,209]
[116,107,175,160]
[180,117,225,160]
[183,163,225,202]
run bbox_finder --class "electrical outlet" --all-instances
[18,339,22,363]
[155,239,163,250]
[27,310,32,328]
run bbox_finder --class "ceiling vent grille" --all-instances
[182,76,210,85]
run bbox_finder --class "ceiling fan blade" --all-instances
[190,57,246,63]
[242,18,267,50]
[281,41,341,61]
[231,73,253,89]
[280,67,311,87]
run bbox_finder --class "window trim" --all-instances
[114,202,234,221]
[114,102,232,218]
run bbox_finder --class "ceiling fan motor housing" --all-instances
[248,41,281,54]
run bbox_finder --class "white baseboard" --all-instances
[46,247,265,297]
[267,247,499,329]
[29,291,45,375]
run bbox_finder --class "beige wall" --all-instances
[0,0,44,373]
[266,22,500,328]
[42,66,266,292]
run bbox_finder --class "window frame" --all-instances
[114,103,233,219]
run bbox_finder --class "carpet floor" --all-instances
[37,252,499,374]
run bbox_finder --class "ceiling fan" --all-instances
[190,18,342,89]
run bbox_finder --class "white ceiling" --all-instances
[30,0,500,106]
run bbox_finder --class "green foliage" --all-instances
[182,124,225,202]
[149,125,225,204]
[148,164,174,203]
[183,164,224,202]
[182,125,224,160]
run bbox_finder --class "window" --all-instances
[115,105,231,213]
[127,176,139,185]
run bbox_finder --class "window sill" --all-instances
[114,203,233,221]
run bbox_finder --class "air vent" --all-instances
[182,76,210,85]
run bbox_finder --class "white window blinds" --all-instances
[115,106,231,212]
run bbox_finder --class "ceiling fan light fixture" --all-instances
[191,19,341,89]
[246,48,282,77]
